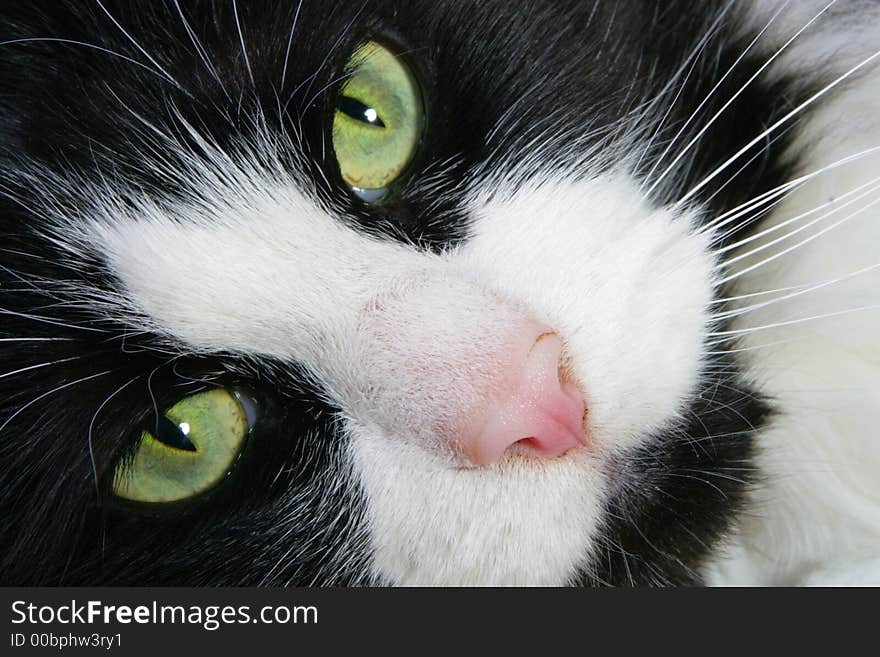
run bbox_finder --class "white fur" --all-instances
[739,0,880,77]
[706,3,880,585]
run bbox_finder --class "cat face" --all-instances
[0,1,790,585]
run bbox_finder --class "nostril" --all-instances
[459,328,588,466]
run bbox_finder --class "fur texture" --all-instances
[0,1,877,586]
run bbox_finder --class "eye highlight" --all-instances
[112,389,253,504]
[332,40,424,201]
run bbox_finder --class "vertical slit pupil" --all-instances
[153,415,197,452]
[338,95,386,127]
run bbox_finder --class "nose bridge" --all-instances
[340,272,523,448]
[330,270,587,464]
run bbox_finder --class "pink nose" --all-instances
[460,329,587,465]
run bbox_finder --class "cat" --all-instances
[1,0,878,586]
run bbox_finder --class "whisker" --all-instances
[633,1,736,176]
[231,0,254,87]
[0,337,76,343]
[93,0,185,91]
[0,370,113,436]
[708,304,880,339]
[700,129,792,212]
[280,0,305,90]
[715,281,830,303]
[716,192,880,286]
[700,145,880,235]
[715,173,880,259]
[0,37,173,84]
[300,70,357,119]
[146,362,166,435]
[172,0,229,99]
[0,355,85,382]
[713,263,880,321]
[286,0,369,119]
[642,0,794,194]
[703,337,803,355]
[87,375,141,498]
[0,307,109,333]
[677,47,880,207]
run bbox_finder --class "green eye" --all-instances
[112,389,252,504]
[332,40,424,201]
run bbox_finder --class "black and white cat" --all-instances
[1,0,878,586]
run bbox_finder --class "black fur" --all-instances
[0,1,811,585]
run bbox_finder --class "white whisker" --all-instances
[714,280,831,304]
[93,0,184,91]
[87,375,141,497]
[708,304,880,339]
[700,145,880,235]
[713,262,880,321]
[232,0,254,88]
[700,130,792,211]
[172,0,229,99]
[716,174,880,261]
[677,47,880,207]
[280,0,305,90]
[704,337,805,356]
[0,370,113,437]
[633,1,736,176]
[0,308,109,334]
[716,192,880,286]
[0,338,75,343]
[0,37,171,83]
[0,355,84,382]
[642,0,796,194]
[286,1,369,119]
